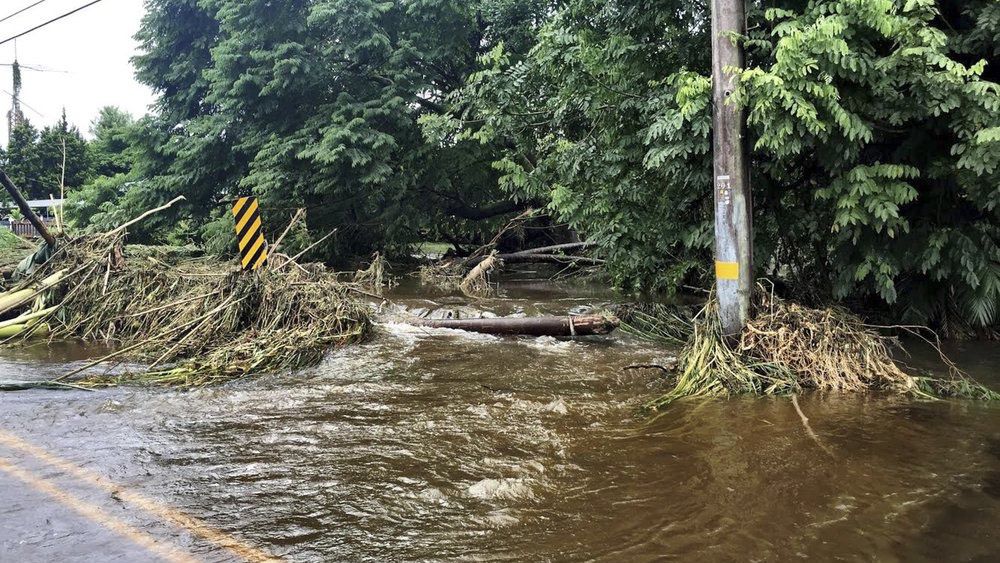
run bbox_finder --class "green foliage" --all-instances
[433,0,714,293]
[65,173,132,231]
[450,0,1000,329]
[125,0,549,261]
[736,0,1000,327]
[2,112,92,200]
[89,106,138,178]
[66,0,998,330]
[4,121,41,196]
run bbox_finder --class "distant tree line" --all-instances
[56,0,998,331]
[1,110,90,201]
[0,106,136,216]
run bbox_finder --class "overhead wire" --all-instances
[0,0,108,47]
[0,0,53,26]
[0,88,45,117]
[0,62,68,73]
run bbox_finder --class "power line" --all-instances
[0,0,52,26]
[0,88,44,118]
[0,0,108,48]
[0,62,68,73]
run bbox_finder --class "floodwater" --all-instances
[1,278,998,562]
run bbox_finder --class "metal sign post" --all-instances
[232,197,269,270]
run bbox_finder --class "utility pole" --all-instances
[0,168,56,247]
[6,59,24,142]
[711,0,752,335]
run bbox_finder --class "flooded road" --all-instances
[1,279,998,561]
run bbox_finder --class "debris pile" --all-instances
[1,230,371,388]
[643,291,999,409]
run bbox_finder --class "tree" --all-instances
[4,120,42,197]
[35,109,92,196]
[129,0,550,260]
[2,111,91,200]
[431,0,715,292]
[90,106,138,177]
[447,0,999,329]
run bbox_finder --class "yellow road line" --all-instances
[0,428,279,562]
[0,457,199,563]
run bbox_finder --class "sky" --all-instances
[0,0,154,143]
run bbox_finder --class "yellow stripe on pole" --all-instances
[251,247,269,271]
[715,261,739,280]
[231,197,268,271]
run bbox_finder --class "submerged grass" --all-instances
[1,233,371,387]
[617,303,694,345]
[642,291,999,409]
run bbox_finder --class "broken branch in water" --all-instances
[459,251,501,295]
[495,252,604,265]
[791,394,834,458]
[623,363,673,373]
[0,380,92,391]
[421,238,602,295]
[275,228,337,271]
[412,314,619,337]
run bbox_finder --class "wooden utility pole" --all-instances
[711,0,752,335]
[0,168,56,247]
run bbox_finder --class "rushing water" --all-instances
[0,279,998,561]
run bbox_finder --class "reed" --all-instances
[1,232,371,388]
[644,290,999,409]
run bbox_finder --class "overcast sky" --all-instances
[0,0,154,142]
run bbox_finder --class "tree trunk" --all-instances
[412,314,618,336]
[461,242,602,267]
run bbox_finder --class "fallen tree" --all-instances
[413,314,618,337]
[460,242,599,266]
[482,252,603,266]
[421,238,602,296]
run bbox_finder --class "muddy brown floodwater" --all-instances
[1,278,998,562]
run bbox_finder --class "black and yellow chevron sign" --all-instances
[232,196,268,270]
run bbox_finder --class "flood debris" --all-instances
[0,379,91,391]
[642,291,999,409]
[413,314,618,337]
[0,200,372,388]
[419,209,601,296]
[352,251,394,295]
[459,250,502,295]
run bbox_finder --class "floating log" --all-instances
[0,380,88,391]
[462,242,602,268]
[497,253,604,265]
[412,314,619,337]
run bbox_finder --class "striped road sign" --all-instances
[231,196,268,270]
